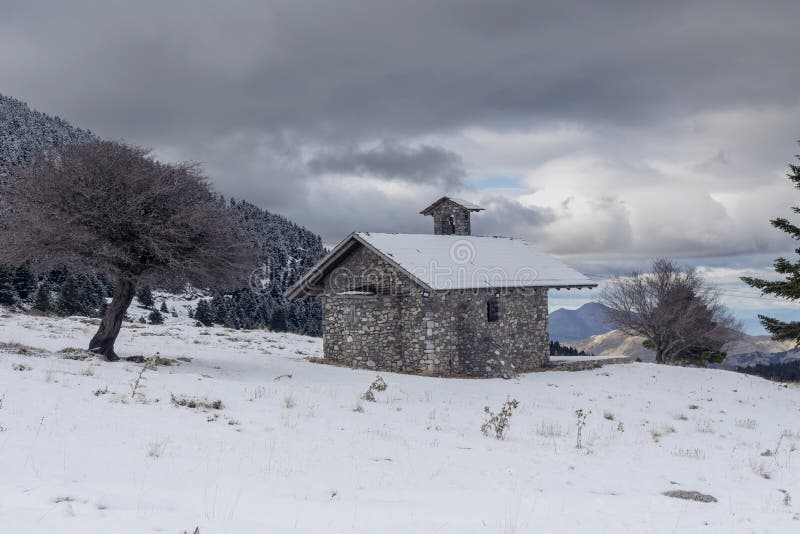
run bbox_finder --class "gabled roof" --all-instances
[284,232,597,299]
[420,196,484,215]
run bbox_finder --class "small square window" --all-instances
[487,299,499,323]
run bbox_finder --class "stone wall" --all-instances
[430,199,472,236]
[322,244,550,377]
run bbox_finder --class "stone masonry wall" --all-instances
[431,199,472,236]
[322,244,550,377]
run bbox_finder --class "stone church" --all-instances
[285,196,597,377]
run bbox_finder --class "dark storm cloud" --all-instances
[307,143,465,187]
[2,0,798,143]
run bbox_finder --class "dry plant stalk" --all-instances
[130,354,159,400]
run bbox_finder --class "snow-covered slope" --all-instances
[0,312,799,533]
[572,329,656,360]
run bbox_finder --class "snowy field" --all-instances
[1,311,799,533]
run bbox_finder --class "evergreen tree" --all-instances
[194,299,214,326]
[742,146,800,344]
[270,306,289,332]
[32,282,52,312]
[12,265,37,301]
[210,294,230,325]
[0,265,16,305]
[160,300,168,313]
[137,285,155,308]
[148,309,164,325]
[56,275,84,316]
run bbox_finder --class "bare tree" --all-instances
[600,259,740,364]
[0,141,258,360]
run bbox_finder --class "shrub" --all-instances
[361,376,388,402]
[481,398,519,440]
[148,309,164,325]
[575,409,589,449]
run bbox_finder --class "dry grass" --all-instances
[696,419,715,433]
[170,394,224,410]
[735,418,758,430]
[283,394,296,409]
[535,421,565,438]
[673,413,689,421]
[649,424,676,442]
[147,440,168,459]
[603,410,615,421]
[750,458,772,479]
[671,447,706,460]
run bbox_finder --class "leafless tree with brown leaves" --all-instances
[600,259,740,364]
[0,140,258,360]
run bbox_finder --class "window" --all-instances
[448,214,456,234]
[487,298,499,323]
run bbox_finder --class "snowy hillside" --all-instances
[1,312,799,533]
[0,93,94,178]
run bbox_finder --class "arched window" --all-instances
[487,298,499,323]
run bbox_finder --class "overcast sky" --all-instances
[2,0,799,332]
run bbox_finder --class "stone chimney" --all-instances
[420,196,484,236]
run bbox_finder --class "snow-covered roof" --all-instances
[285,232,597,298]
[420,196,484,214]
[357,233,596,290]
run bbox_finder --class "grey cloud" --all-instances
[472,196,556,239]
[2,1,799,145]
[307,143,465,187]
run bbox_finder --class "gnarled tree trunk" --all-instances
[89,277,136,361]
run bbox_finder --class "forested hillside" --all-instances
[191,199,325,335]
[0,94,325,335]
[0,93,95,178]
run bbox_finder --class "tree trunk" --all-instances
[655,348,665,364]
[89,277,135,361]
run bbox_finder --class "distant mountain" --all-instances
[0,93,326,335]
[570,328,800,370]
[0,93,95,179]
[548,302,616,342]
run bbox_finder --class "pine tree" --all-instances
[270,306,288,332]
[137,285,155,308]
[742,146,800,344]
[12,265,37,301]
[194,299,214,326]
[0,265,16,305]
[56,275,84,316]
[32,282,52,312]
[160,300,168,313]
[148,309,164,325]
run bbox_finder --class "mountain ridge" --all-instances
[548,301,616,342]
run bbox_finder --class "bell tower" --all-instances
[420,196,484,236]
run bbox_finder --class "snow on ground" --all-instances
[1,311,799,533]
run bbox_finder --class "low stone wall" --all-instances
[547,357,631,372]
